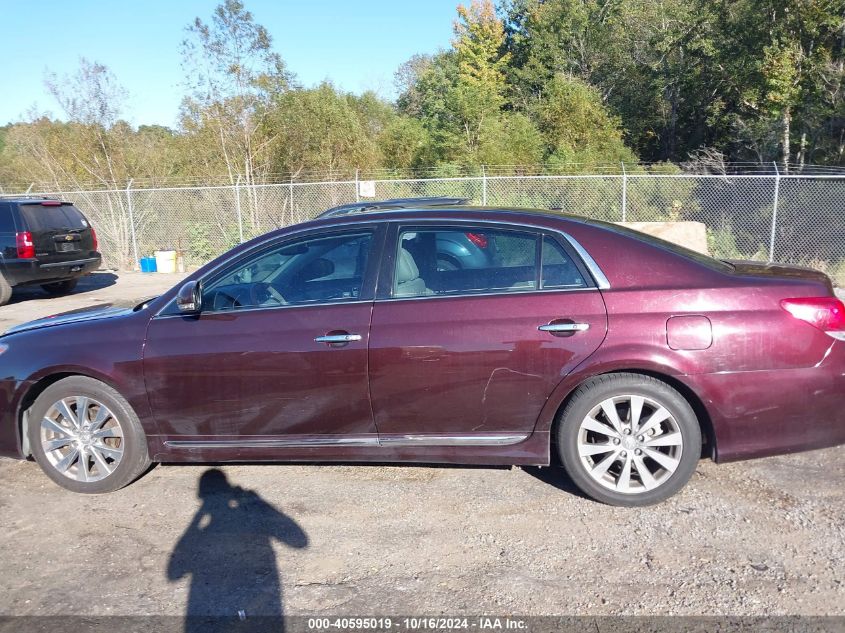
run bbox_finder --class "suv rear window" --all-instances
[0,205,15,232]
[20,204,88,232]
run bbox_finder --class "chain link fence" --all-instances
[20,172,845,284]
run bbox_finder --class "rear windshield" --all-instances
[20,204,88,232]
[581,217,734,272]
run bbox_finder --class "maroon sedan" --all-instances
[1,206,844,505]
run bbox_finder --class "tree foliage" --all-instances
[1,0,843,192]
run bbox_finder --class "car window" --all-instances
[19,204,88,232]
[202,231,373,312]
[541,236,588,289]
[0,205,15,232]
[394,227,539,298]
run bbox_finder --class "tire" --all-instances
[556,373,701,507]
[0,273,11,306]
[27,376,151,493]
[41,279,78,295]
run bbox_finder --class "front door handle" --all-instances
[538,322,590,334]
[314,333,363,344]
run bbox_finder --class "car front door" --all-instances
[143,225,384,445]
[368,223,608,445]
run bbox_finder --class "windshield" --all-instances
[20,204,88,232]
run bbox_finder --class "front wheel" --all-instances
[27,376,151,493]
[41,279,78,295]
[557,373,701,506]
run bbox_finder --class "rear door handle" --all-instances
[538,323,590,333]
[314,333,362,343]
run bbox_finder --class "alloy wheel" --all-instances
[40,396,125,483]
[577,394,683,494]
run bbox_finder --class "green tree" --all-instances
[263,83,381,175]
[533,75,637,166]
[180,0,293,185]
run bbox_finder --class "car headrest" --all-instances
[396,248,420,284]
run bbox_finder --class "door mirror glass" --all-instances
[176,280,202,314]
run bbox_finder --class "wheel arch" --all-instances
[543,368,717,461]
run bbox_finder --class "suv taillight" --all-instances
[15,231,35,259]
[91,226,99,251]
[781,297,845,340]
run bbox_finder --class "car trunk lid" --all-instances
[726,259,835,295]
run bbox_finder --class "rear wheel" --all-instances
[0,273,11,306]
[27,376,151,493]
[557,373,701,506]
[41,279,78,295]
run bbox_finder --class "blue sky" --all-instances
[0,0,459,128]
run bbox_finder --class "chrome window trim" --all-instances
[154,223,383,318]
[560,232,611,289]
[376,286,599,304]
[386,217,610,295]
[155,213,611,317]
[152,298,373,320]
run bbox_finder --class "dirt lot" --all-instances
[0,272,843,618]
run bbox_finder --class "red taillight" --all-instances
[41,200,62,206]
[91,226,99,251]
[15,231,35,259]
[780,297,845,339]
[466,232,488,248]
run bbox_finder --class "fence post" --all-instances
[126,179,139,269]
[620,162,627,222]
[234,175,244,243]
[289,177,295,224]
[355,169,360,203]
[481,165,488,205]
[769,162,780,263]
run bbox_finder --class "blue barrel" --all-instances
[140,256,158,273]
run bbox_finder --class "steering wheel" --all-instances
[249,282,287,307]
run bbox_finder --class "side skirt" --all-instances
[149,431,550,467]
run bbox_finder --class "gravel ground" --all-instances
[0,272,842,618]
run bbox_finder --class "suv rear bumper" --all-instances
[3,255,101,286]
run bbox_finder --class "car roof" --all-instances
[312,204,589,227]
[318,197,470,217]
[0,196,68,205]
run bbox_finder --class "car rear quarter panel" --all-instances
[551,221,845,462]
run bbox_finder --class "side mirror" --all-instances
[176,280,202,314]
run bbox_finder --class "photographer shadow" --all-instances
[167,468,308,633]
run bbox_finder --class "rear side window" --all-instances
[0,205,15,232]
[541,236,588,289]
[19,204,88,232]
[394,227,539,297]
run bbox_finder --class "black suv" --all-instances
[0,197,101,305]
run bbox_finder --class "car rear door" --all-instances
[17,201,96,264]
[368,222,608,445]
